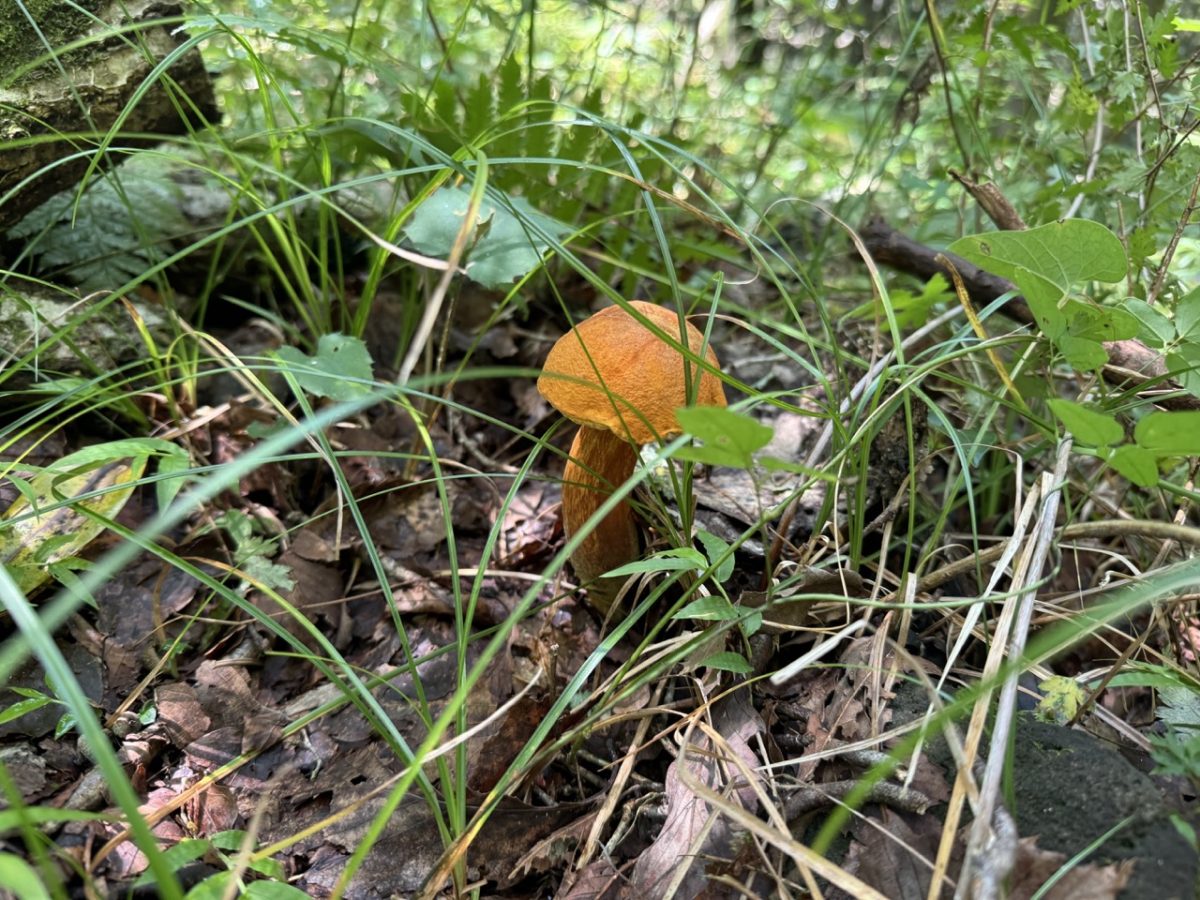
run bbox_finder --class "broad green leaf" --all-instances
[1175,286,1200,343]
[700,651,752,674]
[674,595,739,621]
[1036,675,1087,725]
[403,186,568,289]
[947,219,1128,291]
[673,407,774,469]
[1056,335,1108,371]
[0,854,51,900]
[695,530,734,583]
[1046,399,1123,447]
[276,333,373,401]
[1166,344,1200,398]
[1108,444,1158,487]
[0,695,54,727]
[1067,304,1138,342]
[1,448,149,593]
[1134,411,1200,455]
[185,871,234,900]
[1121,297,1175,346]
[604,547,706,577]
[1011,266,1069,337]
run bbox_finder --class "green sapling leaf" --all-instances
[695,529,735,583]
[1175,287,1200,343]
[700,651,752,674]
[1121,298,1175,346]
[673,407,774,469]
[1134,411,1200,455]
[1047,399,1123,447]
[1108,445,1158,487]
[276,334,373,400]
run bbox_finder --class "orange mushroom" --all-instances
[537,301,726,609]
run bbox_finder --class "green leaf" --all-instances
[275,333,373,401]
[604,547,706,577]
[1036,675,1088,725]
[1055,335,1108,370]
[947,219,1128,291]
[1046,399,1123,447]
[1121,297,1175,346]
[1134,411,1200,455]
[1108,444,1159,487]
[700,651,752,674]
[1012,267,1069,338]
[155,445,192,513]
[134,839,212,887]
[1,446,149,594]
[1067,304,1138,342]
[1158,685,1200,729]
[403,186,568,289]
[673,407,774,469]
[242,882,313,899]
[1166,344,1200,398]
[695,530,734,583]
[0,695,54,727]
[1175,287,1200,343]
[949,221,1128,359]
[0,854,51,900]
[674,595,739,621]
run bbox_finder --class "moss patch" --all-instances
[0,0,105,83]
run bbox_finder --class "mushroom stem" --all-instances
[561,425,640,609]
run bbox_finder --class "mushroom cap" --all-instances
[537,301,726,444]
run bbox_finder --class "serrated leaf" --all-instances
[1047,399,1123,447]
[1158,685,1200,729]
[673,407,773,470]
[1036,675,1087,724]
[1108,444,1158,486]
[10,155,191,292]
[276,333,373,400]
[1134,410,1200,455]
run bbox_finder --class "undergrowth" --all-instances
[2,1,1200,898]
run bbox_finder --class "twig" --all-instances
[958,440,1073,900]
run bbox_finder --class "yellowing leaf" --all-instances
[1,451,148,594]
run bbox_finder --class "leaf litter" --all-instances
[3,306,1197,900]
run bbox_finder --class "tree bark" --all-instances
[0,0,218,231]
